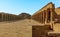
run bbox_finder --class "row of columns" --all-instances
[0,13,20,22]
[41,8,53,24]
[32,8,54,24]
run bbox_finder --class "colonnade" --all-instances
[0,13,19,22]
[32,8,54,24]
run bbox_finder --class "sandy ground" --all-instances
[0,19,41,37]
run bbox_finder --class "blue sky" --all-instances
[0,0,60,15]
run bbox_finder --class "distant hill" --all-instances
[57,7,60,8]
[18,13,31,19]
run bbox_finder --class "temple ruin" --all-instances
[0,2,60,37]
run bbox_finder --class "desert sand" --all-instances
[0,19,41,37]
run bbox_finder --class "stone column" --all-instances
[50,3,55,22]
[9,15,11,21]
[14,16,15,21]
[10,15,11,21]
[46,8,50,24]
[12,15,14,21]
[9,14,11,21]
[45,10,47,24]
[2,13,3,21]
[50,8,53,24]
[8,15,9,21]
[6,14,7,21]
[9,15,10,21]
[39,13,40,23]
[44,11,46,24]
[0,14,2,21]
[13,15,15,21]
[7,14,8,21]
[43,11,44,24]
[5,14,6,21]
[41,12,43,23]
[11,15,12,21]
[50,8,54,29]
